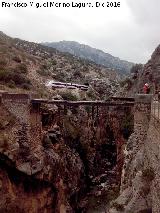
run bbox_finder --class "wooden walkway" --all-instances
[31,98,135,107]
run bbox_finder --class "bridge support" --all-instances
[134,94,152,133]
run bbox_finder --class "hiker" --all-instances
[143,83,150,94]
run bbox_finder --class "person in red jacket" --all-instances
[143,83,150,94]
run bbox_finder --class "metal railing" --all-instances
[151,94,160,122]
[31,98,135,107]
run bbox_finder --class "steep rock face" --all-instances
[0,93,134,212]
[142,45,160,91]
[0,156,56,213]
[42,103,133,212]
[127,44,160,96]
[0,100,86,212]
[57,105,133,180]
[108,95,153,213]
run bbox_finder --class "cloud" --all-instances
[124,0,160,61]
[0,0,159,63]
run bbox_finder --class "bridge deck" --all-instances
[31,99,134,106]
[110,97,135,102]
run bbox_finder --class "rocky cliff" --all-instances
[108,94,160,213]
[0,93,134,212]
[124,44,160,96]
[139,44,160,92]
[106,44,160,213]
[0,94,86,212]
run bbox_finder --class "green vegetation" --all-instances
[0,58,7,69]
[15,63,28,74]
[54,72,66,82]
[0,69,31,89]
[87,89,97,100]
[120,78,133,89]
[60,91,78,101]
[36,63,52,76]
[35,86,50,98]
[37,68,50,76]
[73,70,83,78]
[0,44,31,89]
[51,59,57,65]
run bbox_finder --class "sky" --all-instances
[0,0,160,63]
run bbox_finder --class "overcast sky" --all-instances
[0,0,159,63]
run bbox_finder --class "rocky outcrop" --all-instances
[140,44,160,92]
[126,44,160,96]
[90,78,119,99]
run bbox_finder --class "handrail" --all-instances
[151,94,160,122]
[31,99,135,106]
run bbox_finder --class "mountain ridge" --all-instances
[42,40,134,75]
[0,31,121,99]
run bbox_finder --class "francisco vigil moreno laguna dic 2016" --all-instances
[1,1,120,8]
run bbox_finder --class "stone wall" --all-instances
[0,93,42,174]
[1,93,31,124]
[1,93,42,144]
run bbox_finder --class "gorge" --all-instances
[1,32,160,213]
[0,92,134,212]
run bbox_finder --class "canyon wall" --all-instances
[0,93,134,212]
[109,94,160,213]
[144,114,160,212]
[0,94,86,212]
